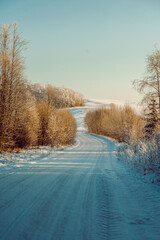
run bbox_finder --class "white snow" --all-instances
[0,99,160,240]
[86,98,143,114]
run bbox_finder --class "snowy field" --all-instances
[0,99,160,240]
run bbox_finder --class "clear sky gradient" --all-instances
[0,0,160,102]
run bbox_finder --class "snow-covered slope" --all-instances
[0,100,159,240]
[86,98,143,113]
[87,98,126,107]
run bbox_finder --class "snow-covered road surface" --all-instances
[0,100,160,240]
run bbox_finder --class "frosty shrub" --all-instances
[29,83,85,109]
[30,84,85,108]
[119,135,160,182]
[84,107,109,135]
[29,83,47,101]
[14,96,40,148]
[36,100,54,145]
[48,109,77,147]
[37,101,77,147]
[85,104,145,143]
[46,85,85,108]
[123,135,160,166]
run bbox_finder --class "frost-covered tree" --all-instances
[45,85,85,108]
[30,84,85,108]
[0,23,27,150]
[133,47,160,109]
[29,83,47,102]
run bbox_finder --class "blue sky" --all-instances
[0,0,160,102]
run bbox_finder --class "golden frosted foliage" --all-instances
[85,105,145,143]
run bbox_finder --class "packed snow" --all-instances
[0,99,160,240]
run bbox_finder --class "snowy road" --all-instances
[0,101,160,240]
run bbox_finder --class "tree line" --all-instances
[0,23,81,152]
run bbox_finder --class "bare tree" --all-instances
[0,23,27,150]
[133,47,160,110]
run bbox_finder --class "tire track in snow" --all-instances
[86,134,122,240]
[0,131,160,239]
[0,167,79,240]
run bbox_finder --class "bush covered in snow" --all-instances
[85,104,145,143]
[119,135,160,183]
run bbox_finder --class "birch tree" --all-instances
[133,47,160,110]
[0,23,27,150]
